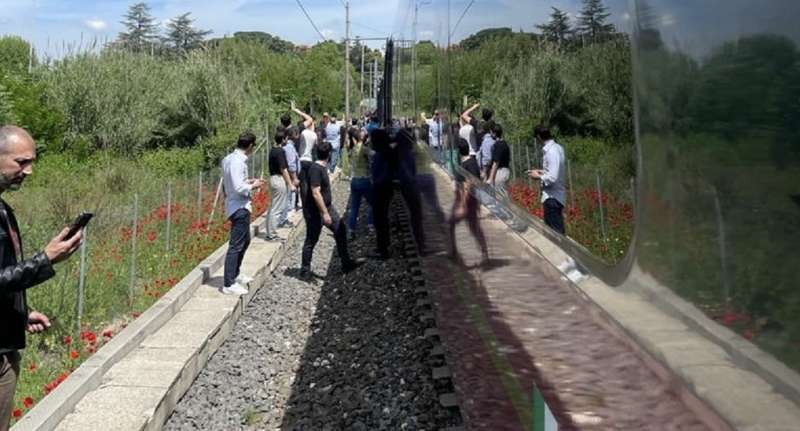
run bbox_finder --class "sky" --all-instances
[2,0,798,60]
[0,0,628,58]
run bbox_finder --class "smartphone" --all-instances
[65,212,93,240]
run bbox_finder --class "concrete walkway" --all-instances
[49,211,302,431]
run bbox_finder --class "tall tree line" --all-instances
[114,2,212,55]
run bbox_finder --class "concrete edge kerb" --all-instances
[11,212,266,431]
[629,269,800,405]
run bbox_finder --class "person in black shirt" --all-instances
[266,129,295,240]
[449,138,489,264]
[301,141,361,279]
[488,123,511,199]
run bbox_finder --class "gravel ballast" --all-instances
[165,178,455,430]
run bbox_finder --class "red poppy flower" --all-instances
[28,362,37,373]
[64,335,73,345]
[102,329,114,339]
[23,397,34,408]
[12,409,22,418]
[70,350,79,360]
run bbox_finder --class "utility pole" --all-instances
[360,39,365,114]
[344,0,351,125]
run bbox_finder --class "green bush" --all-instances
[138,147,206,177]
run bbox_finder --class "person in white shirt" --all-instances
[529,125,567,234]
[291,103,316,211]
[460,102,480,155]
[420,110,443,163]
[220,132,265,295]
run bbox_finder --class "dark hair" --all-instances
[316,140,332,161]
[534,125,552,141]
[481,119,495,135]
[280,114,291,127]
[237,132,257,149]
[274,128,286,145]
[492,123,504,138]
[481,108,494,121]
[456,138,471,156]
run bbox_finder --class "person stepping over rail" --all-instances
[265,128,296,241]
[221,132,265,295]
[300,141,363,280]
[347,128,375,240]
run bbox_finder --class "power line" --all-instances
[352,21,389,37]
[295,0,329,41]
[450,0,476,39]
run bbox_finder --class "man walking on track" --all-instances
[300,141,362,280]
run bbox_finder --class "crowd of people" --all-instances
[0,102,566,428]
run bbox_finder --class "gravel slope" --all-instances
[165,179,453,430]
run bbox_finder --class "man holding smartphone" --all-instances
[528,125,567,234]
[221,132,265,295]
[0,126,84,431]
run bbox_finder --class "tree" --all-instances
[116,2,160,53]
[577,0,615,41]
[536,7,573,44]
[164,12,212,53]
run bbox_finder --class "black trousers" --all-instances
[373,181,425,255]
[543,198,565,235]
[224,208,251,286]
[302,206,350,270]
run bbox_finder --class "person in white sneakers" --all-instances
[221,132,264,295]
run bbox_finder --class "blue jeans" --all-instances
[328,145,341,173]
[224,208,251,287]
[348,177,374,231]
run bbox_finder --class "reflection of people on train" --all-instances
[478,118,496,180]
[370,127,425,259]
[420,110,443,163]
[459,103,480,155]
[488,123,511,199]
[449,138,489,263]
[528,125,567,234]
[413,137,446,223]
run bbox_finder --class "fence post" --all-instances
[197,171,204,221]
[525,145,532,186]
[166,181,172,254]
[566,156,576,210]
[129,194,138,306]
[596,171,608,245]
[76,225,88,334]
[712,187,732,307]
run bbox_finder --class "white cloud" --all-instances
[321,28,336,40]
[419,30,434,39]
[84,19,107,31]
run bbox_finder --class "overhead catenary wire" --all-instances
[295,0,329,41]
[450,0,476,39]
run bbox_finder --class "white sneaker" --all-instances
[236,274,254,284]
[221,282,249,295]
